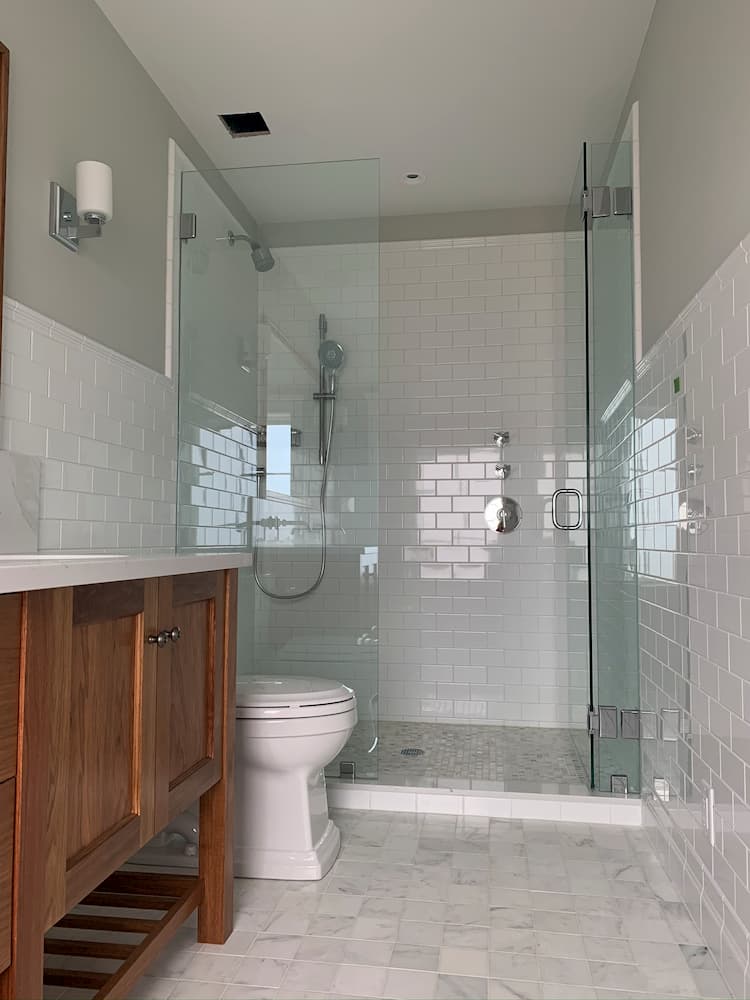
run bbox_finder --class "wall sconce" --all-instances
[49,160,113,252]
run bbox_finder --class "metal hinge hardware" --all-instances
[180,212,197,240]
[581,186,633,220]
[588,706,641,739]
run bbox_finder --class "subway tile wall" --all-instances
[636,233,750,996]
[246,243,380,757]
[176,394,258,549]
[378,233,589,727]
[0,297,177,551]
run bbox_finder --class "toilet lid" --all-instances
[236,675,356,720]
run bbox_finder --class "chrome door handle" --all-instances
[552,488,583,530]
[167,626,181,642]
[147,630,170,648]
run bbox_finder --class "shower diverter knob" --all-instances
[484,496,522,534]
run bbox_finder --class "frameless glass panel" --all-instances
[585,140,640,794]
[177,158,380,782]
[564,149,595,787]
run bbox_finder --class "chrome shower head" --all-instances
[318,340,345,371]
[250,243,275,272]
[216,230,275,272]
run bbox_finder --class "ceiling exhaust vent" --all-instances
[219,112,270,138]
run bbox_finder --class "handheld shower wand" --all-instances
[253,313,346,600]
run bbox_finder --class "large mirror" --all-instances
[0,42,7,370]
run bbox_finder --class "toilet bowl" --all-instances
[234,675,357,880]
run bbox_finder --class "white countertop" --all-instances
[0,550,253,594]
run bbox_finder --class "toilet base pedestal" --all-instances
[235,818,341,881]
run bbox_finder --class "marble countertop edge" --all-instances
[0,550,253,594]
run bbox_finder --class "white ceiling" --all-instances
[95,0,654,221]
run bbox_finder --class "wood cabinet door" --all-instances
[0,595,21,784]
[59,580,159,913]
[0,779,14,976]
[155,572,225,829]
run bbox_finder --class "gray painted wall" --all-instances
[3,0,223,371]
[264,205,570,249]
[617,0,750,352]
[381,204,571,243]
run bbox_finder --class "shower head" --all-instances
[216,230,275,272]
[250,244,275,272]
[318,340,345,371]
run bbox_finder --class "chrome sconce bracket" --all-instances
[49,181,102,253]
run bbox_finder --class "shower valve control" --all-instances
[493,431,510,446]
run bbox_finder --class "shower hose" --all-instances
[252,397,335,600]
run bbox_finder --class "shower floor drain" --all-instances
[400,747,425,757]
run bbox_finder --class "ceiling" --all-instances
[95,0,655,221]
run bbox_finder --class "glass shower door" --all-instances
[582,139,640,794]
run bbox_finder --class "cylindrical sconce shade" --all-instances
[75,161,113,223]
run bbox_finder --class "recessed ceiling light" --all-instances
[402,172,425,185]
[219,112,271,137]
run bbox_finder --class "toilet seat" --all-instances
[236,675,355,720]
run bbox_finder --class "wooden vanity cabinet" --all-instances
[0,593,21,978]
[1,568,237,1000]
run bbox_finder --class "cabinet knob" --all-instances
[147,630,170,648]
[168,626,181,642]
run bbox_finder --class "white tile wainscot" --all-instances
[635,230,750,997]
[1,297,178,551]
[328,782,643,826]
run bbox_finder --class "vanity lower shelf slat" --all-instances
[44,870,203,1000]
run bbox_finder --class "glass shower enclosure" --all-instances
[176,158,380,781]
[569,138,640,794]
[174,148,640,800]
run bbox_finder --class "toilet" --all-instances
[234,675,357,880]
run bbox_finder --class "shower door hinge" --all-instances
[582,187,632,220]
[180,212,197,240]
[621,708,641,740]
[612,186,633,216]
[588,706,618,738]
[591,187,611,218]
[580,188,589,220]
[588,706,640,739]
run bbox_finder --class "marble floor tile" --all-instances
[117,809,730,1000]
[383,968,440,999]
[437,974,489,999]
[397,919,446,948]
[439,945,490,977]
[231,955,289,988]
[488,979,542,1000]
[534,931,587,960]
[390,943,441,972]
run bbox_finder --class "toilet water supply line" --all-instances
[252,314,335,600]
